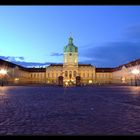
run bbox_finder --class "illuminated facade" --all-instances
[45,37,96,86]
[0,36,140,86]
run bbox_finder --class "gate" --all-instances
[76,76,81,86]
[58,76,63,86]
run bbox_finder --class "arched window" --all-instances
[73,71,76,77]
[48,73,49,78]
[69,71,72,79]
[65,71,68,77]
[83,73,85,78]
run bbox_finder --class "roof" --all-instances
[0,59,27,71]
[0,59,45,72]
[64,37,78,53]
[96,68,114,72]
[48,63,93,67]
[114,58,140,71]
[78,64,93,66]
[1,58,140,73]
[49,64,63,66]
[27,68,46,72]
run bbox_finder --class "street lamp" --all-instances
[0,69,7,86]
[131,69,140,86]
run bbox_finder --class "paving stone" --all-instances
[0,86,140,135]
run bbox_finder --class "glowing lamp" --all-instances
[0,69,7,75]
[131,69,139,75]
[65,82,68,86]
[89,80,92,84]
[131,69,139,86]
[15,78,19,81]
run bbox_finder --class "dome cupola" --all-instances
[64,36,78,53]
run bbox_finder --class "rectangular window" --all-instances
[102,74,104,77]
[83,73,85,78]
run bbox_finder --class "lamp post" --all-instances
[0,69,7,86]
[131,69,139,86]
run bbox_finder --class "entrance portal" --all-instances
[76,76,81,86]
[58,76,63,86]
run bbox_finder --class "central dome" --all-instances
[64,37,78,53]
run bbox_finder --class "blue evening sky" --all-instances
[0,6,140,67]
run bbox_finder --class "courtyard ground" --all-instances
[0,85,140,135]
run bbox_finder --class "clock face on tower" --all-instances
[69,53,72,56]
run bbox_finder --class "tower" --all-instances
[63,36,78,66]
[63,36,78,84]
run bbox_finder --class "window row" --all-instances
[79,73,94,78]
[31,73,45,78]
[12,71,28,78]
[46,72,94,78]
[97,73,112,78]
[65,71,77,77]
[47,73,60,78]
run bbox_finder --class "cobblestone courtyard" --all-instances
[0,85,140,135]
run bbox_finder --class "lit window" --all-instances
[89,80,92,84]
[69,71,72,78]
[74,71,76,77]
[65,71,68,77]
[83,73,85,78]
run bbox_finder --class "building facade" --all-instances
[45,37,96,86]
[0,36,140,86]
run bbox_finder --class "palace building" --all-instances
[0,36,140,86]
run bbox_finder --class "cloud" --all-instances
[50,52,63,56]
[78,24,140,67]
[0,55,55,68]
[0,56,25,62]
[79,36,140,67]
[1,25,140,68]
[13,61,55,68]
